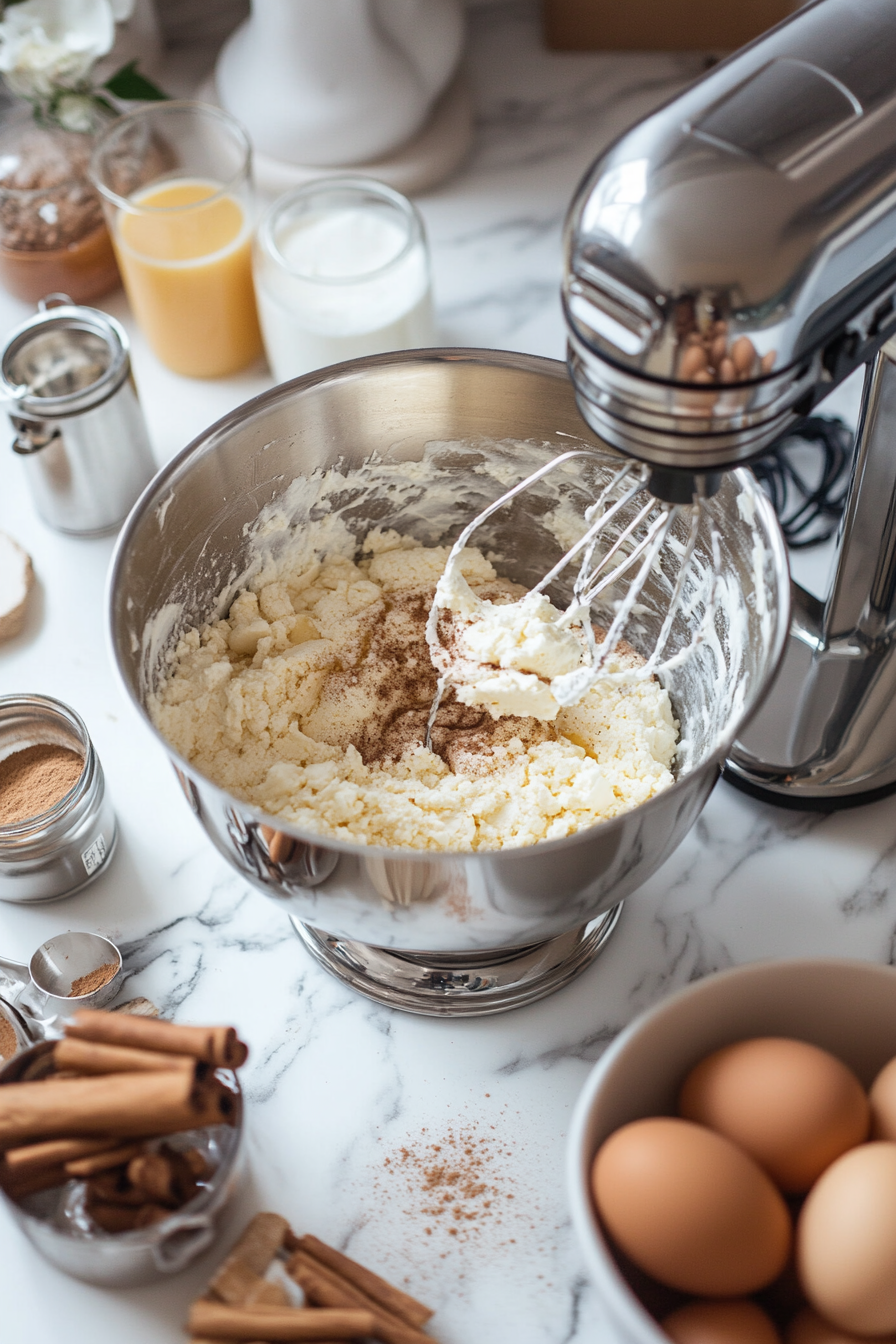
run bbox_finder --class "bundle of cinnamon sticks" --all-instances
[188,1213,436,1342]
[0,1009,247,1232]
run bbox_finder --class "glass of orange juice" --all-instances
[90,102,263,379]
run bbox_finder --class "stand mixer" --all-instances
[564,0,896,806]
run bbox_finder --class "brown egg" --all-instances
[592,1117,792,1296]
[663,1299,781,1344]
[797,1142,896,1335]
[787,1305,896,1343]
[679,1038,869,1192]
[870,1054,896,1140]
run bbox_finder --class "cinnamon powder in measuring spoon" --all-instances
[0,1012,17,1060]
[69,962,118,997]
[0,744,84,824]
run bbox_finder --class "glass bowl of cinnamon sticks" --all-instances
[0,1009,247,1286]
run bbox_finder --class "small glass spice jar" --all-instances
[0,108,120,304]
[0,694,116,903]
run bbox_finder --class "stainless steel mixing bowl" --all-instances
[108,350,789,1015]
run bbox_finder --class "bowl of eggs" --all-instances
[567,958,896,1344]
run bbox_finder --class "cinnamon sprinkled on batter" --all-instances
[151,533,678,851]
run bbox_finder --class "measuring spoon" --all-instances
[0,931,123,1014]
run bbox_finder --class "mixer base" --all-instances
[289,903,624,1016]
[725,576,896,808]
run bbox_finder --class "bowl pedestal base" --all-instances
[290,903,624,1016]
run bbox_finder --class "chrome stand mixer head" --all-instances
[563,0,896,806]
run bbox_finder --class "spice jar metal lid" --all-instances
[0,295,131,420]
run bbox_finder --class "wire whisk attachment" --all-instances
[425,450,721,737]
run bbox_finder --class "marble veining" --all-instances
[0,4,894,1342]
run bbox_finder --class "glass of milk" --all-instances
[253,177,435,382]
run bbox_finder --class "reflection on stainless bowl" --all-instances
[108,350,789,1014]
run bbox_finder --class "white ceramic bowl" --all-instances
[566,958,896,1344]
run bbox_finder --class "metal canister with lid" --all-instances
[0,295,155,535]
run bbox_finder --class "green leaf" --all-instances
[102,61,169,103]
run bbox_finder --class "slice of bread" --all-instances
[0,531,34,643]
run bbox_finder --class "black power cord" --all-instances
[751,416,853,549]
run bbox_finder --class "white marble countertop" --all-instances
[0,4,892,1342]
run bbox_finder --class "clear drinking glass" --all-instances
[90,101,262,379]
[253,177,435,383]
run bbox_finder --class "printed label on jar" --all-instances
[82,835,107,876]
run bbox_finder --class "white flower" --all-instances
[0,0,115,100]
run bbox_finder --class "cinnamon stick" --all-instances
[2,1136,118,1175]
[66,1010,249,1068]
[290,1254,432,1344]
[0,1070,230,1149]
[65,1143,144,1177]
[85,1200,142,1233]
[188,1302,373,1340]
[87,1170,149,1206]
[134,1203,171,1229]
[182,1147,212,1182]
[163,1145,207,1202]
[127,1151,178,1205]
[1,1162,69,1199]
[209,1212,291,1303]
[296,1236,433,1328]
[53,1037,201,1077]
[244,1278,292,1308]
[85,1198,170,1233]
[201,1075,241,1124]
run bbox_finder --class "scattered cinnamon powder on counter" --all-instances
[0,744,83,824]
[69,962,118,998]
[374,1120,521,1248]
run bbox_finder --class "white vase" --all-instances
[215,0,466,168]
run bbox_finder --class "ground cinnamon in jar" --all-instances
[0,744,84,825]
